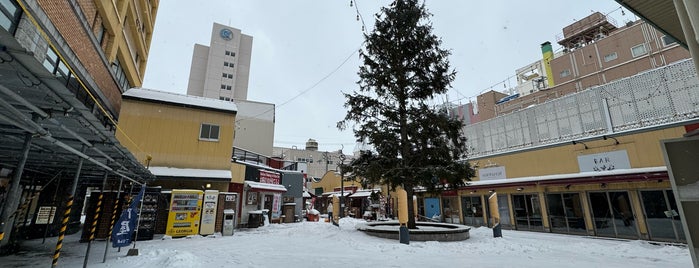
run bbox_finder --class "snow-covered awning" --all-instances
[321,191,351,197]
[349,191,371,198]
[149,166,231,180]
[349,188,381,198]
[466,166,667,188]
[302,191,313,198]
[245,181,287,192]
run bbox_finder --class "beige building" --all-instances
[186,23,274,156]
[272,139,351,180]
[187,23,252,100]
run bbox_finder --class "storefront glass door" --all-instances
[461,196,484,226]
[512,194,543,231]
[588,191,638,239]
[497,194,511,229]
[640,190,685,242]
[546,193,586,234]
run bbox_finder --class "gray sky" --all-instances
[142,0,632,153]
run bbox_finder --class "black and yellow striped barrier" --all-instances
[52,195,73,267]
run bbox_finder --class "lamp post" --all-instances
[338,153,346,218]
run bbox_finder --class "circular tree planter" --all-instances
[357,221,470,241]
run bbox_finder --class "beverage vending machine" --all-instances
[199,190,219,235]
[165,189,203,237]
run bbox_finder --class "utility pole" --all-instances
[338,152,346,218]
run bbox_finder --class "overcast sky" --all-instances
[142,0,633,153]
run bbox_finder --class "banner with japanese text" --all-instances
[111,186,145,247]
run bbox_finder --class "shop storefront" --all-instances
[451,167,684,243]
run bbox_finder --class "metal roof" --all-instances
[615,0,687,48]
[0,29,152,186]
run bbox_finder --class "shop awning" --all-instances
[349,191,371,198]
[149,166,232,180]
[349,189,381,198]
[245,181,287,192]
[322,191,351,197]
[464,166,667,190]
[302,191,314,198]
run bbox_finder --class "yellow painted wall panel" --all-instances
[470,127,687,180]
[117,99,235,170]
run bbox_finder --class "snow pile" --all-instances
[0,219,691,267]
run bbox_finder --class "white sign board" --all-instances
[36,206,56,224]
[479,166,506,180]
[577,150,631,172]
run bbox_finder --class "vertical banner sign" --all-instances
[111,187,145,248]
[272,193,281,219]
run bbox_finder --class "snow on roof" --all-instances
[468,166,667,187]
[245,181,287,192]
[124,87,237,113]
[322,191,351,197]
[149,166,231,179]
[349,189,381,198]
[238,160,302,174]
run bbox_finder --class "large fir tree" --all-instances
[337,0,474,229]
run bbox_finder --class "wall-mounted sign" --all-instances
[259,170,280,184]
[479,166,506,180]
[220,28,233,41]
[36,206,56,224]
[577,150,631,172]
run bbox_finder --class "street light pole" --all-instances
[338,153,346,218]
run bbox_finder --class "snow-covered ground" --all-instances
[0,218,692,267]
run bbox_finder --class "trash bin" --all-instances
[223,209,235,235]
[248,211,263,228]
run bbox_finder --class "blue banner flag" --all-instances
[112,186,145,248]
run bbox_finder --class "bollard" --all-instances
[397,189,409,245]
[52,195,73,267]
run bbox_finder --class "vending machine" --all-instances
[166,189,203,237]
[199,190,219,235]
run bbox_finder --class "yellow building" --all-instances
[116,87,237,191]
[431,59,699,244]
[95,0,159,89]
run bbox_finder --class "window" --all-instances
[603,52,617,62]
[224,61,229,67]
[227,73,233,79]
[661,35,677,47]
[199,123,220,141]
[226,85,232,90]
[1,0,20,33]
[225,51,230,56]
[560,69,571,78]
[111,59,131,90]
[221,84,226,89]
[219,97,225,100]
[231,52,236,57]
[230,63,234,68]
[222,72,227,77]
[631,44,647,57]
[95,23,106,45]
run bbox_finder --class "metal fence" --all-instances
[464,59,699,158]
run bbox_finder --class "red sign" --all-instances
[259,170,280,184]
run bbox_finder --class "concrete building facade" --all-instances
[272,139,351,180]
[186,23,252,101]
